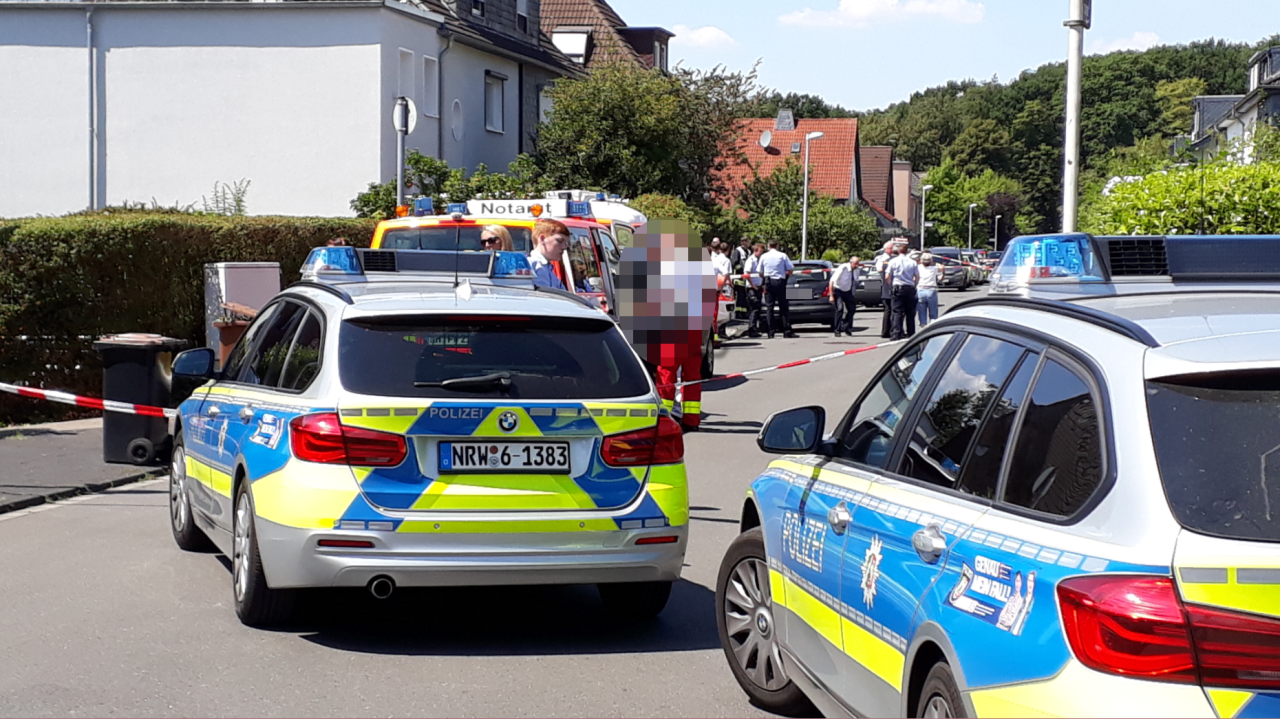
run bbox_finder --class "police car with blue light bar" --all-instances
[165,245,689,628]
[717,232,1280,718]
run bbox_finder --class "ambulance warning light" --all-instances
[413,197,434,217]
[567,201,591,218]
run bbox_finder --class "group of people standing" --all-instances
[875,240,942,341]
[712,238,799,340]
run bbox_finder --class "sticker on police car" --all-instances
[945,555,1036,636]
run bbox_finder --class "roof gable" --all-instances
[540,0,646,68]
[860,146,893,216]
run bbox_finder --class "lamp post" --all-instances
[919,184,935,251]
[967,202,978,251]
[994,214,1003,249]
[1063,0,1091,232]
[801,130,825,261]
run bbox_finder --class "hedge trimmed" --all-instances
[0,213,376,425]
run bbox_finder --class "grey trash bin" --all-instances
[92,333,189,466]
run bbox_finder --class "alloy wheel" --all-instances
[233,493,251,603]
[169,447,188,533]
[923,694,953,718]
[723,557,789,691]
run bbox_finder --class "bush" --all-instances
[1086,161,1280,235]
[0,213,375,425]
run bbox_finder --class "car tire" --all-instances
[957,279,969,292]
[717,528,816,717]
[598,581,672,620]
[168,433,215,552]
[915,661,967,718]
[232,480,295,628]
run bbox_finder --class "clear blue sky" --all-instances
[608,0,1279,111]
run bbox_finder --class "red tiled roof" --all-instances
[540,0,645,68]
[719,118,860,205]
[866,199,895,223]
[861,146,893,215]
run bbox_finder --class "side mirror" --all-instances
[758,406,826,455]
[587,276,604,293]
[173,347,216,378]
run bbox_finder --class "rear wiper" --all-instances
[415,371,513,392]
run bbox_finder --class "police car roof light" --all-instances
[301,246,362,277]
[990,233,1108,292]
[596,192,606,201]
[413,197,434,217]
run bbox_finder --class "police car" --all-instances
[716,233,1280,718]
[166,245,688,628]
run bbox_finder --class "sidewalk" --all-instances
[0,418,163,513]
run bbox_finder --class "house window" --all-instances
[552,29,591,64]
[654,42,665,71]
[398,48,414,103]
[471,0,484,17]
[422,56,440,117]
[485,72,505,133]
[539,85,554,123]
[517,0,528,33]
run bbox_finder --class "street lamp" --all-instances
[800,131,824,261]
[1063,0,1091,232]
[919,184,935,251]
[967,202,978,251]
[993,214,1003,249]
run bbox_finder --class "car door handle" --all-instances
[205,406,221,419]
[827,501,852,536]
[239,405,255,423]
[913,524,947,564]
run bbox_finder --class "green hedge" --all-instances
[0,213,376,425]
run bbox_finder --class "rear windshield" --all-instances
[338,315,650,399]
[1147,373,1280,542]
[380,225,533,252]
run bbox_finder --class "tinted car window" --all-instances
[243,301,306,387]
[835,334,953,468]
[338,315,650,399]
[381,225,533,252]
[900,336,1026,490]
[956,355,1038,500]
[221,302,282,381]
[1148,372,1280,542]
[280,311,323,391]
[1003,359,1103,517]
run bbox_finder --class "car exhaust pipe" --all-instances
[368,575,395,600]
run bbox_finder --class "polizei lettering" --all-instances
[427,406,485,420]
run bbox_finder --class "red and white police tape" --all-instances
[660,338,906,390]
[0,381,177,419]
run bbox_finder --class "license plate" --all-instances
[438,441,570,473]
[787,288,812,300]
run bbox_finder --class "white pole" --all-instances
[994,214,1002,248]
[1063,0,1089,232]
[801,137,811,261]
[967,203,976,251]
[396,97,407,209]
[919,185,933,251]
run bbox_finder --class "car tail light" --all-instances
[290,413,407,467]
[1186,602,1280,689]
[821,285,831,297]
[601,415,684,467]
[1058,576,1198,684]
[1060,574,1280,689]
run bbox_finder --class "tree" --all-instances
[921,161,1035,248]
[350,151,550,219]
[1156,77,1208,136]
[535,61,758,206]
[946,119,1015,175]
[745,91,857,119]
[737,159,880,258]
[627,194,711,237]
[1086,159,1280,235]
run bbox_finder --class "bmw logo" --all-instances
[498,411,519,434]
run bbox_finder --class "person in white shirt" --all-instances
[711,244,733,279]
[886,243,920,340]
[759,241,797,339]
[742,243,766,338]
[875,241,901,338]
[828,254,859,337]
[916,252,941,327]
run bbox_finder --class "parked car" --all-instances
[932,256,971,291]
[855,262,883,308]
[784,260,835,327]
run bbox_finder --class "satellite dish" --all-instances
[759,130,772,148]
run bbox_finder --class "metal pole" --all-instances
[919,187,928,251]
[396,97,407,209]
[801,136,811,261]
[1063,0,1089,232]
[994,215,1002,248]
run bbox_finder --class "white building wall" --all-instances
[0,10,91,217]
[377,9,443,185]
[439,42,520,174]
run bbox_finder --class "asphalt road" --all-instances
[0,289,984,718]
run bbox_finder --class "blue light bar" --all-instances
[991,233,1107,291]
[595,192,606,201]
[413,197,434,216]
[446,203,468,215]
[300,247,361,277]
[566,200,591,218]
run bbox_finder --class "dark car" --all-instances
[932,256,972,291]
[782,260,834,327]
[855,261,883,308]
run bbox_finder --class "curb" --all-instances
[0,469,165,516]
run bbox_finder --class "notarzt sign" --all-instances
[466,199,570,218]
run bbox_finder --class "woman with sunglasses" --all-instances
[478,224,514,251]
